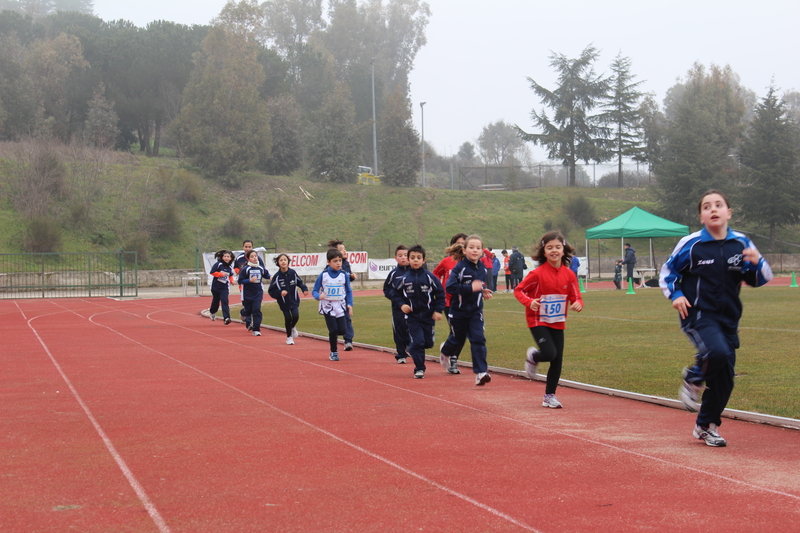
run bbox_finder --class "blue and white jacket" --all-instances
[209,261,235,292]
[268,268,308,311]
[313,267,353,318]
[659,227,772,326]
[238,263,270,300]
[446,258,488,318]
[387,266,445,319]
[383,264,409,310]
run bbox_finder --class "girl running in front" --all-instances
[514,231,583,408]
[208,249,235,324]
[238,249,270,336]
[268,253,309,345]
[660,189,772,447]
[313,248,353,361]
[439,235,494,385]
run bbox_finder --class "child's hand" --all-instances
[570,301,583,312]
[482,288,493,299]
[400,304,412,314]
[471,280,484,292]
[317,290,326,300]
[281,290,288,297]
[742,247,760,263]
[529,298,541,311]
[432,312,442,321]
[672,296,691,319]
[250,276,258,284]
[347,305,353,316]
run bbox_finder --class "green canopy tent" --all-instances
[584,207,690,281]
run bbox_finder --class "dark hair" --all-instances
[273,253,291,267]
[327,239,344,249]
[214,249,234,265]
[501,249,508,255]
[394,244,408,255]
[246,249,259,261]
[449,233,468,245]
[407,244,426,260]
[697,189,731,213]
[326,248,343,261]
[242,239,253,246]
[533,231,574,267]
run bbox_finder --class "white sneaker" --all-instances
[252,331,261,337]
[693,424,727,447]
[210,313,216,321]
[439,342,449,371]
[286,337,294,345]
[542,394,562,408]
[414,369,425,379]
[525,347,539,379]
[397,357,407,364]
[679,367,704,413]
[475,372,491,386]
[292,327,299,338]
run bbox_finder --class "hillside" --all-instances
[1,150,796,269]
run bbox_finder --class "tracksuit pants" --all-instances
[441,312,487,374]
[406,314,435,372]
[530,326,565,395]
[391,307,409,361]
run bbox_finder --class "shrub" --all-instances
[563,195,597,227]
[222,214,247,238]
[174,169,203,203]
[123,233,149,264]
[23,216,62,252]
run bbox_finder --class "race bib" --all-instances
[539,294,567,324]
[326,281,345,301]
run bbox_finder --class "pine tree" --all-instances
[378,90,420,187]
[83,83,118,148]
[307,83,361,183]
[739,86,800,250]
[517,45,609,187]
[602,53,644,188]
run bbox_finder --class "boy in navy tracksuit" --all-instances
[313,248,353,361]
[383,245,410,363]
[238,250,270,336]
[387,245,444,378]
[440,235,494,385]
[660,190,772,447]
[268,253,309,345]
[209,249,236,324]
[234,240,265,324]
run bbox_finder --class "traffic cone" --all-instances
[579,277,586,293]
[791,272,798,288]
[626,278,636,295]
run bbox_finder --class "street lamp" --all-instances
[371,59,378,176]
[420,101,426,187]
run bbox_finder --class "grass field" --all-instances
[250,286,800,419]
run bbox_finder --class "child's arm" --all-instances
[741,243,773,287]
[296,272,309,294]
[267,275,281,299]
[312,274,326,300]
[513,270,538,308]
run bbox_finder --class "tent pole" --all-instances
[585,239,589,279]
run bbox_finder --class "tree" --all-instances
[260,94,302,175]
[307,82,361,183]
[655,63,747,224]
[262,0,325,82]
[517,45,609,187]
[378,89,420,186]
[83,82,118,148]
[476,120,525,166]
[739,86,800,250]
[635,93,665,175]
[602,53,643,187]
[170,26,272,186]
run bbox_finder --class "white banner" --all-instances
[202,250,369,282]
[368,258,398,280]
[202,247,268,286]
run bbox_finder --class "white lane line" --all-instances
[23,314,172,533]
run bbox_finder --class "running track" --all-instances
[2,296,799,532]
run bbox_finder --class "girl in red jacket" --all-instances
[514,231,583,408]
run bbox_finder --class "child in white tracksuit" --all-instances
[312,248,353,361]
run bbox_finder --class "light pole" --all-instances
[371,59,378,175]
[420,101,426,187]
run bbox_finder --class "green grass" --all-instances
[249,286,800,419]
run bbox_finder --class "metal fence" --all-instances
[0,251,138,299]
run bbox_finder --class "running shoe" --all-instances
[475,372,491,386]
[693,424,727,447]
[344,342,353,351]
[210,313,216,321]
[542,394,562,408]
[525,347,540,379]
[286,337,294,345]
[447,356,461,374]
[329,352,339,361]
[291,327,299,338]
[252,331,261,337]
[439,342,450,371]
[414,369,425,379]
[397,357,407,364]
[224,318,231,325]
[679,367,704,413]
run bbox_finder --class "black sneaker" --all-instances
[224,318,231,325]
[447,356,460,374]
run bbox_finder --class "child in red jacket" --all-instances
[514,231,583,408]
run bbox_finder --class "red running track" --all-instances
[2,296,799,533]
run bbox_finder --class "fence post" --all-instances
[118,248,124,297]
[195,246,200,296]
[88,253,92,298]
